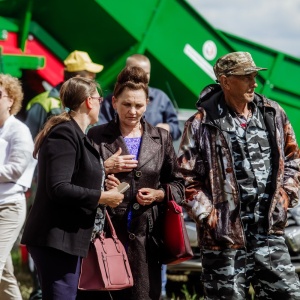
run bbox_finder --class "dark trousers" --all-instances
[28,246,81,300]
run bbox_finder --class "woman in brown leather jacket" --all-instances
[86,66,184,300]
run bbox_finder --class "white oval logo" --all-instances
[202,40,217,61]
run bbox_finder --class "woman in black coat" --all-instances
[21,77,124,300]
[87,66,185,300]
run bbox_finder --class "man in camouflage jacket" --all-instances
[178,52,300,299]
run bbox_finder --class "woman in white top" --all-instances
[0,74,36,300]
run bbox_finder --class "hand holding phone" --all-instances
[117,182,130,193]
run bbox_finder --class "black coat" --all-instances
[87,119,184,300]
[21,119,103,257]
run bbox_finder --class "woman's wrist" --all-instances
[98,191,107,205]
[104,158,115,174]
[155,188,165,202]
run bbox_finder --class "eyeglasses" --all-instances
[0,91,9,99]
[90,96,104,104]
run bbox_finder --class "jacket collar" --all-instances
[101,118,162,168]
[197,84,273,126]
[70,118,100,157]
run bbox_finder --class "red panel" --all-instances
[0,32,64,86]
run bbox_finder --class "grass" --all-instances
[12,247,254,300]
[13,244,203,300]
[180,284,203,300]
[12,247,33,300]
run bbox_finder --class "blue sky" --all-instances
[187,0,300,58]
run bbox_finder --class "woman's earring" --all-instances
[114,110,118,122]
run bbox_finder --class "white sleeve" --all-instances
[0,120,36,187]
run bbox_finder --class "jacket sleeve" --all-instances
[177,114,213,222]
[44,125,101,210]
[158,129,185,204]
[280,107,300,207]
[0,124,34,184]
[162,97,181,141]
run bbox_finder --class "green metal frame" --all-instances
[0,49,44,77]
[0,0,299,140]
[0,14,45,75]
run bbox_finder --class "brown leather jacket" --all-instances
[178,87,300,250]
[88,118,184,203]
[88,118,184,299]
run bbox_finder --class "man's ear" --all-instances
[220,75,230,89]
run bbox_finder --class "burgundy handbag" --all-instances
[160,186,194,265]
[78,211,133,291]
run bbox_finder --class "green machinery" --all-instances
[1,0,300,138]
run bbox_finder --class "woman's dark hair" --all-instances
[113,66,148,98]
[33,77,100,158]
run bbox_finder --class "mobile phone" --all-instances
[117,182,130,193]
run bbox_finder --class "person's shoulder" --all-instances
[149,86,170,99]
[87,122,112,141]
[260,95,290,123]
[48,120,75,137]
[88,123,109,134]
[145,120,168,139]
[264,96,280,108]
[26,91,61,113]
[183,110,205,130]
[26,91,50,110]
[46,121,85,147]
[7,116,32,136]
[255,93,282,110]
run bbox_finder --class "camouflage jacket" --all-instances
[178,85,300,250]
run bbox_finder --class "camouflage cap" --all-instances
[213,52,267,78]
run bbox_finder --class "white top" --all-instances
[0,115,37,204]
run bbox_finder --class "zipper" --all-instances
[263,105,279,234]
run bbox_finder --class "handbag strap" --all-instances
[105,211,117,239]
[102,211,123,253]
[166,184,173,202]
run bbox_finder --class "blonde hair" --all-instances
[0,74,23,115]
[33,77,100,158]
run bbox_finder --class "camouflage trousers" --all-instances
[201,225,300,299]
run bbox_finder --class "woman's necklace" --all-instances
[233,109,252,129]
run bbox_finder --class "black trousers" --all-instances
[28,246,81,300]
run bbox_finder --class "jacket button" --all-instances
[133,203,140,210]
[135,170,142,178]
[129,233,136,240]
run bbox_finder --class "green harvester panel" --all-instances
[0,53,44,77]
[0,0,299,140]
